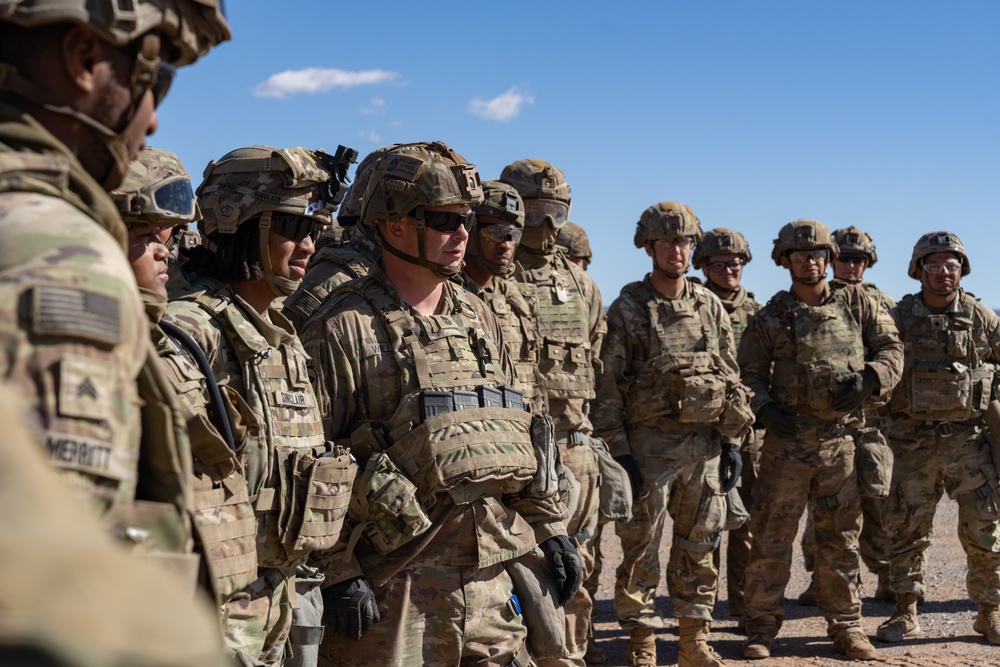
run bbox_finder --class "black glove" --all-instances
[758,402,799,440]
[719,443,743,493]
[831,369,879,412]
[539,535,583,606]
[321,576,380,640]
[613,453,644,497]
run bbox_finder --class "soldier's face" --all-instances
[919,251,962,295]
[703,253,742,290]
[782,249,828,284]
[267,221,316,283]
[647,236,692,277]
[471,215,519,271]
[412,204,472,270]
[833,253,868,282]
[127,223,172,297]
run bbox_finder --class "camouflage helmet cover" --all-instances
[692,227,752,269]
[112,146,201,226]
[832,226,878,266]
[908,230,970,279]
[771,218,839,265]
[633,202,702,249]
[355,141,484,226]
[498,158,571,204]
[196,145,342,237]
[0,0,232,66]
[555,221,592,260]
[474,180,525,228]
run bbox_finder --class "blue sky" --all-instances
[154,1,1000,307]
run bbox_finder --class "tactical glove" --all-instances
[539,535,583,606]
[832,368,879,412]
[613,453,644,497]
[321,576,380,640]
[719,443,743,493]
[758,402,799,440]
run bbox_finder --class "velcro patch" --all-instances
[32,286,122,346]
[273,390,313,409]
[58,354,114,422]
[382,155,423,181]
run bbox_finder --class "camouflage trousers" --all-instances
[719,432,763,618]
[884,420,1000,603]
[538,437,602,667]
[743,430,863,639]
[223,567,293,665]
[318,559,530,667]
[801,495,890,576]
[615,453,727,628]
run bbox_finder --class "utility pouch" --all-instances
[715,384,755,440]
[675,374,728,423]
[803,360,836,411]
[855,429,894,499]
[527,413,559,499]
[504,547,570,660]
[587,436,633,522]
[910,366,971,412]
[284,446,357,552]
[348,452,432,554]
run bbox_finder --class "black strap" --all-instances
[159,320,238,453]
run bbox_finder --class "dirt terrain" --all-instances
[588,496,997,667]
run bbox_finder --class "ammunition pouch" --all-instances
[772,358,863,420]
[504,547,569,660]
[715,383,755,440]
[190,474,258,600]
[104,500,201,594]
[855,429,893,499]
[908,364,993,421]
[527,413,559,499]
[347,451,432,555]
[586,435,633,522]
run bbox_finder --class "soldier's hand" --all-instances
[539,535,583,606]
[613,453,644,496]
[758,402,799,439]
[832,369,879,412]
[719,443,743,493]
[321,576,380,640]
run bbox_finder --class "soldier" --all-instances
[875,232,1000,646]
[167,226,203,295]
[593,205,754,667]
[556,221,593,271]
[0,0,228,510]
[500,159,607,666]
[299,142,579,666]
[112,147,259,618]
[164,145,358,666]
[797,226,897,606]
[738,219,902,661]
[691,228,763,627]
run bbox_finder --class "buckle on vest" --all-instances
[937,423,954,437]
[825,422,847,438]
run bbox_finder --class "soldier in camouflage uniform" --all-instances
[165,145,358,666]
[797,226,897,606]
[556,222,593,271]
[299,142,577,666]
[875,232,1000,646]
[738,219,902,661]
[593,205,754,667]
[112,147,260,618]
[0,0,227,514]
[691,228,763,627]
[500,159,607,667]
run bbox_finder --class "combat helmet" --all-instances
[833,227,878,266]
[692,228,752,269]
[469,180,524,278]
[353,141,483,278]
[196,144,356,295]
[633,202,703,249]
[771,219,839,265]
[908,231,971,279]
[0,0,231,189]
[555,222,592,265]
[111,147,201,226]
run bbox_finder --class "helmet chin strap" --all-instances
[257,211,299,297]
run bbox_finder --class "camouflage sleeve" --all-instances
[162,300,226,372]
[591,295,633,458]
[583,270,607,371]
[503,492,568,544]
[857,288,903,399]
[713,298,740,377]
[980,304,1000,363]
[738,309,777,414]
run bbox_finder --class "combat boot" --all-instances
[833,628,877,661]
[583,642,606,664]
[677,618,724,667]
[796,575,817,606]
[875,593,920,642]
[626,628,657,667]
[741,627,776,660]
[973,603,1000,645]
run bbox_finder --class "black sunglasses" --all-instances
[416,209,476,234]
[272,213,322,243]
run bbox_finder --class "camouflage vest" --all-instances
[890,291,995,422]
[340,278,537,508]
[719,286,761,349]
[621,280,731,425]
[283,237,378,330]
[178,284,353,568]
[766,288,866,421]
[515,253,595,406]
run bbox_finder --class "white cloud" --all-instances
[388,120,402,128]
[467,86,535,122]
[359,129,381,143]
[360,97,387,116]
[254,68,399,99]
